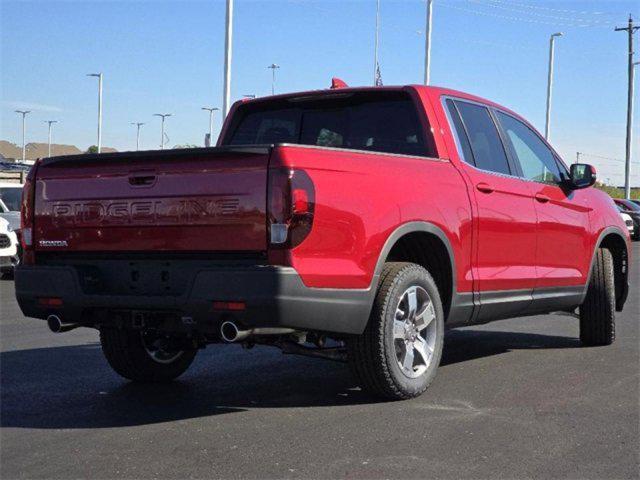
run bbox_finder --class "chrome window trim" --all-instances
[440,95,524,181]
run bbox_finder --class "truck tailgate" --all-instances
[33,147,270,252]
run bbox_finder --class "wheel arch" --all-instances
[372,222,471,324]
[589,227,629,312]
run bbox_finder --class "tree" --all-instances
[172,144,199,149]
[85,145,99,154]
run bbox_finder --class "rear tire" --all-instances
[100,328,197,382]
[348,262,445,400]
[579,248,616,346]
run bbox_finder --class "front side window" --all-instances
[497,112,563,184]
[226,92,434,157]
[452,101,511,175]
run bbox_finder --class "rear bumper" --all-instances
[14,264,373,335]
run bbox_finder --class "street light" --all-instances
[544,32,563,141]
[153,114,172,150]
[222,0,234,120]
[14,110,30,162]
[44,120,58,157]
[87,73,103,153]
[267,64,280,95]
[201,107,219,147]
[131,122,145,151]
[373,0,380,86]
[424,0,434,85]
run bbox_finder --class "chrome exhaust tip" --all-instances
[47,315,80,333]
[220,320,249,343]
[220,320,296,343]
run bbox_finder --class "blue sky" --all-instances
[1,0,639,186]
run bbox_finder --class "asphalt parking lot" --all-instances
[1,245,638,479]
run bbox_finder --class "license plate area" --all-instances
[73,259,191,296]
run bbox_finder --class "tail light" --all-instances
[20,160,40,265]
[268,168,315,249]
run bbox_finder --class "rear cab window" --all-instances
[223,91,436,157]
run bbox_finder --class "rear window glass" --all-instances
[224,92,434,157]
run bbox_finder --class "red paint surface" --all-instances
[31,85,630,297]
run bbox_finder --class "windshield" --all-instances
[618,199,640,212]
[224,91,435,157]
[0,187,22,211]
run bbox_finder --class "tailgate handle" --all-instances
[129,174,156,187]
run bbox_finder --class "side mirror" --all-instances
[569,163,596,189]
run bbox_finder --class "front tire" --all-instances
[579,248,616,346]
[348,262,445,400]
[100,328,197,382]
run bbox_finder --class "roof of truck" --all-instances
[236,84,519,119]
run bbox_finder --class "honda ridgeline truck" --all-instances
[15,84,631,399]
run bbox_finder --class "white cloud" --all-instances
[3,101,63,113]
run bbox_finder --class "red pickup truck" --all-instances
[16,85,631,399]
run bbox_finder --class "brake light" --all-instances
[20,160,40,265]
[38,297,63,307]
[268,168,315,248]
[212,301,246,311]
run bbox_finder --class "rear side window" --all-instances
[445,99,474,167]
[497,112,563,184]
[450,100,511,176]
[225,92,434,157]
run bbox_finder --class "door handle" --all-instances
[476,182,494,194]
[535,193,550,203]
[129,174,156,187]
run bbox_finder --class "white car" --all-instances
[621,212,635,238]
[0,182,22,232]
[0,217,19,276]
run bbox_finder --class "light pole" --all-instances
[201,107,219,146]
[15,110,30,162]
[424,0,434,85]
[44,120,58,157]
[87,73,103,153]
[131,122,145,151]
[222,0,234,120]
[267,64,280,95]
[153,114,172,150]
[373,0,381,86]
[615,16,640,199]
[544,32,563,141]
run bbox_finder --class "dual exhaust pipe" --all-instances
[219,320,294,343]
[46,315,290,341]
